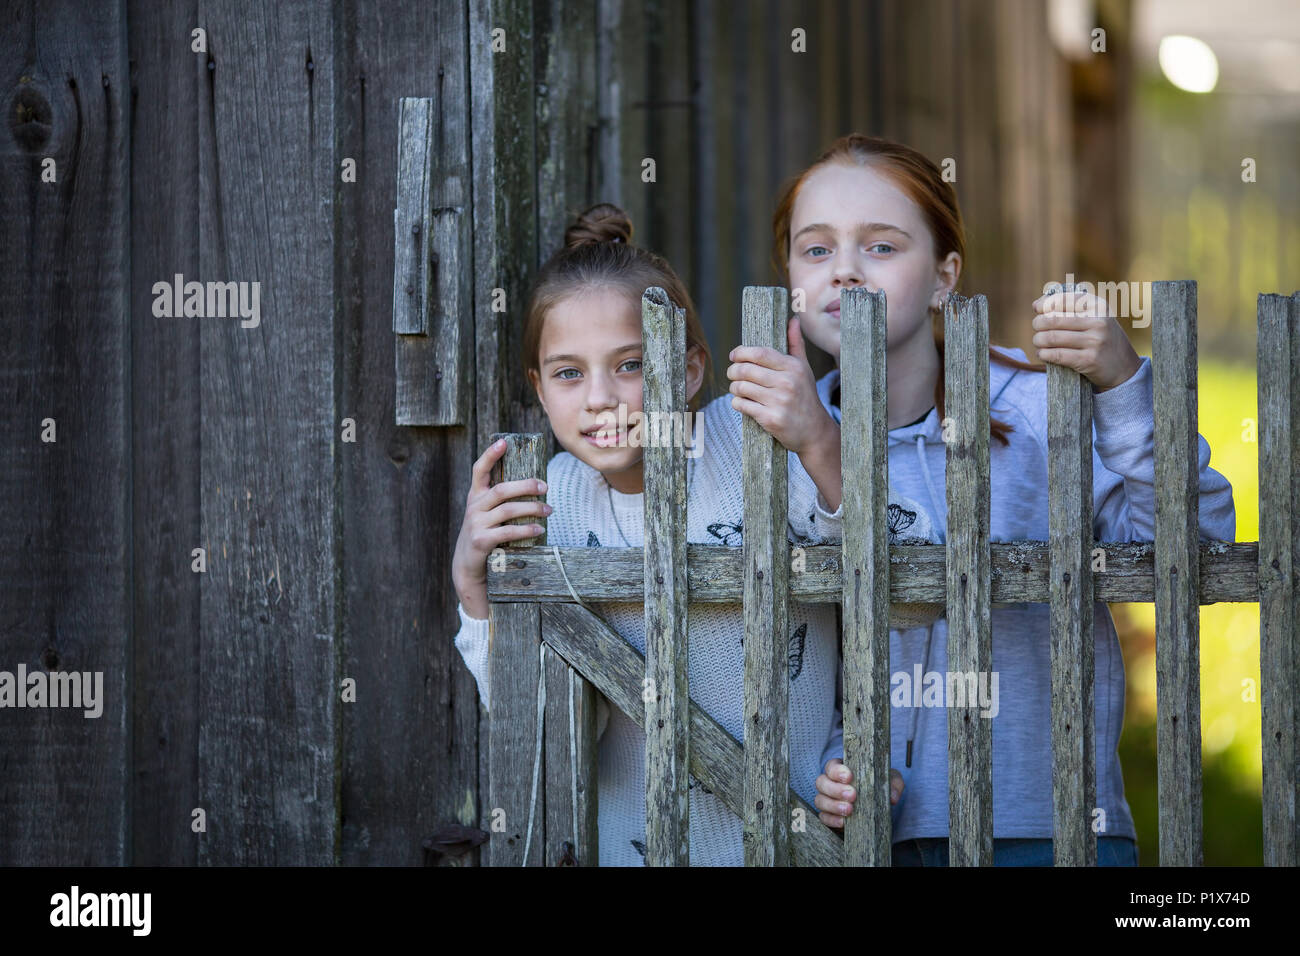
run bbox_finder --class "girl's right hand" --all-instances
[451,438,554,620]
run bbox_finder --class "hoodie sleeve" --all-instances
[1090,355,1236,543]
[454,602,493,710]
[788,448,844,544]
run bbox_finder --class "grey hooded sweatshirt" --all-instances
[817,346,1236,842]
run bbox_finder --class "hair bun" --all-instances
[565,203,633,248]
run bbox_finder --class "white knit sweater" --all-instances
[453,390,846,865]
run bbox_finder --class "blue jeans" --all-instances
[892,837,1138,866]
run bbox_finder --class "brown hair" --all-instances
[523,203,714,412]
[771,133,1045,446]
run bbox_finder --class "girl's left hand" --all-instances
[814,759,905,829]
[1030,289,1142,392]
[727,316,836,454]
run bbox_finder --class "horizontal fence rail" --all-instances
[486,541,1257,603]
[481,283,1300,867]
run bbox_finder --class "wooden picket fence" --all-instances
[481,282,1299,867]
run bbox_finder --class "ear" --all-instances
[931,251,962,310]
[684,344,707,405]
[527,368,549,417]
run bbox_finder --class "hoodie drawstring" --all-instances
[905,435,942,767]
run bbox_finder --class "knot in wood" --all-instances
[10,84,52,151]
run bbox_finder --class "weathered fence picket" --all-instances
[487,433,548,866]
[839,287,893,867]
[642,288,690,866]
[489,432,600,867]
[740,287,792,866]
[479,280,1298,867]
[1257,290,1300,868]
[1046,282,1097,867]
[1152,280,1204,866]
[543,651,600,866]
[943,293,994,866]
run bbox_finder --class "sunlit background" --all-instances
[1099,0,1298,865]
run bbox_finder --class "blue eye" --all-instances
[869,243,895,254]
[555,368,580,380]
[619,359,643,373]
[805,246,830,258]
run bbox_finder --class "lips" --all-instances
[583,428,623,447]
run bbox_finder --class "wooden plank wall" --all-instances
[0,0,497,867]
[128,0,202,866]
[0,0,131,865]
[191,0,338,867]
[622,0,1073,385]
[335,0,480,866]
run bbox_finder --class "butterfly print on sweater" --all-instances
[787,622,807,681]
[631,839,646,858]
[887,503,918,539]
[706,521,743,546]
[587,531,601,547]
[738,623,809,682]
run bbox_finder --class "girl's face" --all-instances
[785,161,960,364]
[528,285,705,495]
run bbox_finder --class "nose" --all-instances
[584,370,619,412]
[830,250,865,288]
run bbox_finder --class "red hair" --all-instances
[771,134,1045,446]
